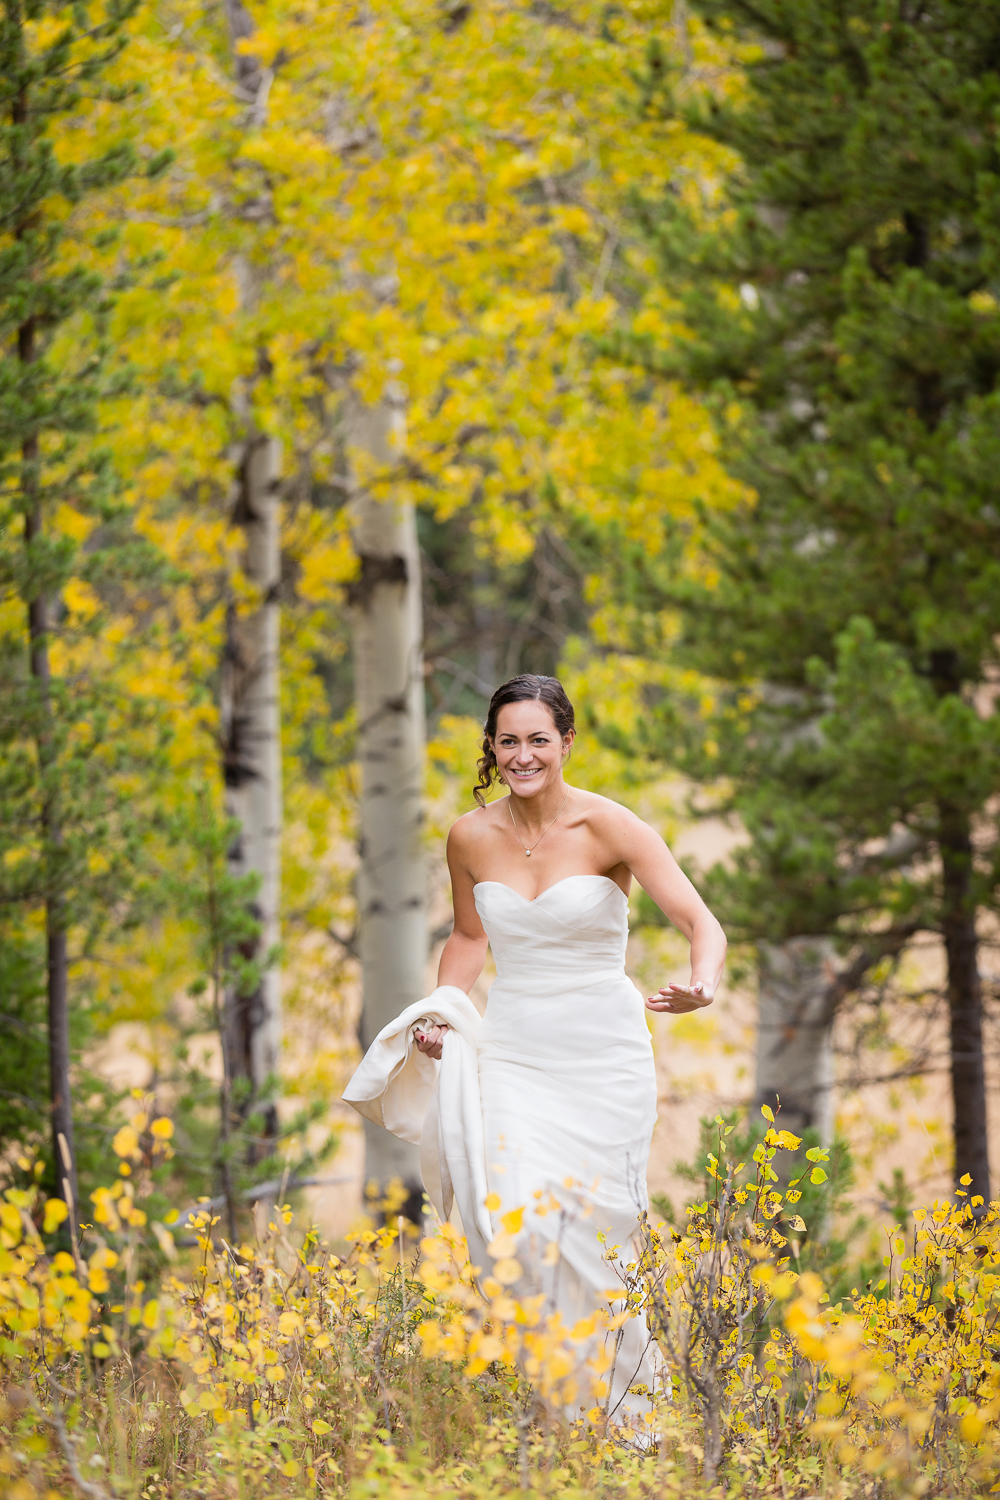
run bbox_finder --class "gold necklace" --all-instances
[508,789,570,857]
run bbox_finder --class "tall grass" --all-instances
[1,1118,998,1497]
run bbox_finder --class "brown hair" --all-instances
[473,674,576,807]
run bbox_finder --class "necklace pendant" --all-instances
[525,849,531,856]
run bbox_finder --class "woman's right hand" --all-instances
[414,1023,449,1060]
[646,980,714,1015]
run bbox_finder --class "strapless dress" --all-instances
[474,874,660,1424]
[343,873,663,1427]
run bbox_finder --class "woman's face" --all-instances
[492,700,573,799]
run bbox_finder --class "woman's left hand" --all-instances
[646,981,714,1015]
[414,1023,449,1060]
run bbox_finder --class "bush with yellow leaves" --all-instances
[2,1112,999,1498]
[637,1113,1000,1495]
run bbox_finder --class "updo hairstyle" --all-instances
[473,674,575,807]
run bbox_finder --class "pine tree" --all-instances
[631,0,1000,1195]
[0,0,167,1205]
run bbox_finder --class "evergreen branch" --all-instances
[0,1087,45,1108]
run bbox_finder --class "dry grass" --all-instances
[1,1124,999,1498]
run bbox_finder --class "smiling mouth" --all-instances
[510,767,542,777]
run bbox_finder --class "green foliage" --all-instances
[0,0,171,1191]
[629,0,1000,930]
[149,790,334,1236]
[419,501,594,725]
[0,927,46,1150]
[0,916,137,1208]
[620,0,1000,1184]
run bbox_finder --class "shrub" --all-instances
[1,1119,998,1497]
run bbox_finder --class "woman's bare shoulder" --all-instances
[448,802,504,854]
[570,786,645,832]
[569,787,653,862]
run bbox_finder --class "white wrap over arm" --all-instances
[341,985,492,1272]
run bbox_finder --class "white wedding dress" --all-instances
[344,873,662,1427]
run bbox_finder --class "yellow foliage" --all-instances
[7,0,748,1145]
[111,1125,140,1160]
[500,1206,524,1236]
[3,1141,1000,1497]
[41,1201,68,1236]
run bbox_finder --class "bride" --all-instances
[344,673,727,1431]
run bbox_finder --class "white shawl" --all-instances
[341,985,492,1271]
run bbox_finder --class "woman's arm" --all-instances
[606,804,727,1014]
[437,928,490,992]
[416,820,489,1059]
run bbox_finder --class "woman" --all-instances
[344,674,726,1431]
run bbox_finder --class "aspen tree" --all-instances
[71,0,737,1205]
[218,0,284,1164]
[348,382,427,1216]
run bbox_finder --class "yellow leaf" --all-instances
[760,1104,775,1123]
[484,1192,501,1211]
[961,1407,986,1443]
[112,1126,140,1159]
[492,1258,523,1286]
[500,1206,524,1235]
[43,1199,69,1235]
[0,1203,22,1243]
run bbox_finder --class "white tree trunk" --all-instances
[218,0,283,1177]
[222,433,283,1146]
[755,937,836,1144]
[348,384,428,1214]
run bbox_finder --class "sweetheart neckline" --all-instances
[473,874,628,905]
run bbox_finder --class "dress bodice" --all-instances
[473,874,629,984]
